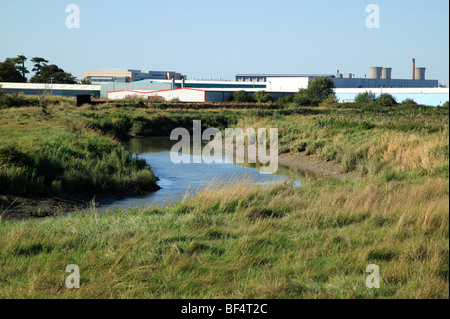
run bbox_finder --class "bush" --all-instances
[0,91,40,108]
[443,101,449,108]
[230,90,254,103]
[294,89,320,106]
[307,76,336,101]
[293,77,335,107]
[354,92,376,105]
[376,94,398,107]
[276,95,294,106]
[320,95,339,107]
[401,98,418,105]
[253,91,273,103]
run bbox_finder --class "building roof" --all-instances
[235,74,335,78]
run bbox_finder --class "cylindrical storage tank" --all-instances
[414,68,426,80]
[370,67,383,79]
[382,68,392,80]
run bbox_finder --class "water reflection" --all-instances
[96,137,313,211]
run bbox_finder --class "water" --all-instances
[97,137,310,211]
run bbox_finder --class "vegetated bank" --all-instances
[0,93,448,298]
[0,94,161,219]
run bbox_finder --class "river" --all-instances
[95,137,310,211]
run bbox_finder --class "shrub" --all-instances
[401,98,418,105]
[276,95,294,106]
[294,89,320,106]
[253,91,273,103]
[231,90,254,103]
[307,76,336,101]
[376,93,398,107]
[354,92,376,105]
[320,95,339,107]
[294,77,336,106]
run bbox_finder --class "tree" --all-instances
[294,76,335,106]
[29,64,76,84]
[31,57,49,76]
[253,90,273,103]
[5,55,29,80]
[79,78,92,85]
[294,88,319,106]
[230,90,254,103]
[307,76,335,101]
[276,95,294,106]
[355,92,376,104]
[401,98,418,106]
[0,61,26,82]
[376,93,397,107]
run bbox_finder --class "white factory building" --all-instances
[107,72,449,106]
[107,85,449,106]
[3,61,449,106]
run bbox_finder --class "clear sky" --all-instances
[1,0,449,84]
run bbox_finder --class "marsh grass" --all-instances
[0,104,158,196]
[0,176,447,298]
[0,96,448,298]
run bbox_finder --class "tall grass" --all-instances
[0,176,447,298]
[0,104,158,196]
[0,97,447,298]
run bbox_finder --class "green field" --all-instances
[0,95,448,298]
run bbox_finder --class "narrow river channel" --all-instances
[96,137,310,211]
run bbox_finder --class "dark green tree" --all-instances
[5,55,29,80]
[230,90,254,103]
[0,61,26,82]
[376,93,398,107]
[31,57,49,76]
[307,76,335,102]
[79,78,92,85]
[294,76,335,106]
[401,98,418,106]
[354,92,376,104]
[29,64,76,84]
[294,88,319,106]
[253,90,273,103]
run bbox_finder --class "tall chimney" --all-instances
[412,58,416,80]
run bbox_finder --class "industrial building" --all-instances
[107,86,448,106]
[84,69,185,84]
[2,59,448,106]
[0,82,101,97]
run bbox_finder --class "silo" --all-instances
[370,67,383,79]
[414,68,426,80]
[382,68,392,80]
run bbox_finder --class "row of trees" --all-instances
[354,92,399,106]
[230,77,419,107]
[0,55,77,84]
[231,76,336,106]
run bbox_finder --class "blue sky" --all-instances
[1,0,449,84]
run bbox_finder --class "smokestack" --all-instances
[412,58,416,80]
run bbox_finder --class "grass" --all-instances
[0,177,447,298]
[0,95,448,298]
[0,103,159,196]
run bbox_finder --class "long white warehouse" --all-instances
[107,87,449,106]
